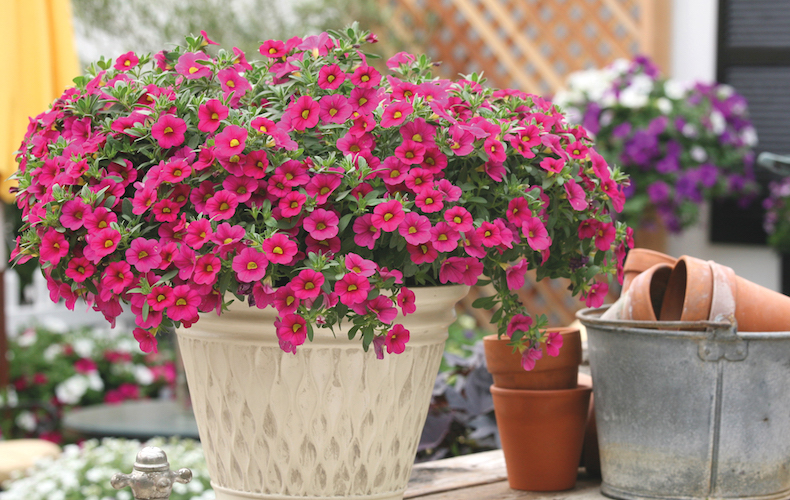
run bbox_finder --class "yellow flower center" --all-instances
[317,222,326,230]
[454,216,462,223]
[211,112,219,119]
[425,197,433,204]
[226,80,235,88]
[273,246,283,255]
[206,265,213,272]
[286,296,295,306]
[330,108,338,116]
[189,66,198,74]
[164,127,173,134]
[320,187,330,194]
[393,111,402,119]
[173,169,182,177]
[220,202,229,211]
[104,240,113,248]
[305,282,315,290]
[230,139,240,148]
[292,323,301,333]
[269,47,277,54]
[439,234,448,241]
[413,134,422,142]
[138,251,148,258]
[358,97,368,105]
[348,284,358,291]
[384,213,393,221]
[157,294,166,302]
[361,75,370,82]
[327,74,335,82]
[176,298,187,306]
[408,227,417,234]
[247,262,258,270]
[301,109,310,119]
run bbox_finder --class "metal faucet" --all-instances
[111,446,193,500]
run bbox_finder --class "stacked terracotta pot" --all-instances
[483,328,591,491]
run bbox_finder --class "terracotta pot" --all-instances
[661,256,790,331]
[483,327,581,390]
[176,285,469,500]
[622,249,677,294]
[491,382,592,491]
[621,263,673,321]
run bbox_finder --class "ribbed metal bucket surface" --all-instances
[578,307,790,500]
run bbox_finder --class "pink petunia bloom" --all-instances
[584,282,609,308]
[567,141,589,159]
[213,222,246,257]
[223,175,257,203]
[350,64,381,88]
[198,99,229,132]
[277,313,307,347]
[217,68,251,99]
[345,253,377,277]
[114,51,139,71]
[507,313,533,338]
[523,217,552,251]
[545,330,564,357]
[595,222,617,252]
[261,233,298,264]
[305,235,340,256]
[337,131,375,157]
[184,219,213,249]
[232,247,268,282]
[288,95,320,131]
[447,125,475,156]
[421,148,448,173]
[74,358,97,374]
[133,328,158,354]
[380,156,408,185]
[578,219,598,240]
[444,206,474,233]
[275,160,310,186]
[394,140,425,165]
[506,197,532,226]
[193,253,221,285]
[372,199,406,232]
[259,39,286,58]
[160,158,192,184]
[175,52,212,79]
[84,206,118,233]
[404,167,433,193]
[151,114,186,149]
[368,295,398,323]
[126,238,161,272]
[152,199,179,223]
[60,199,91,230]
[386,51,417,70]
[291,269,325,300]
[476,221,502,247]
[414,189,444,213]
[305,173,341,205]
[439,256,484,286]
[101,261,133,295]
[205,190,239,220]
[353,214,381,249]
[506,258,529,290]
[319,94,352,124]
[317,64,346,89]
[243,150,269,179]
[214,125,247,158]
[397,287,416,314]
[349,87,382,114]
[279,190,306,218]
[273,284,300,315]
[335,273,371,306]
[147,285,175,311]
[88,227,121,262]
[381,101,413,129]
[304,208,339,240]
[564,178,588,211]
[521,347,543,371]
[350,113,376,137]
[430,222,460,252]
[398,212,432,245]
[385,324,410,354]
[400,117,436,145]
[65,256,95,283]
[407,241,438,264]
[539,157,565,174]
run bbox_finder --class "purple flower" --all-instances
[582,103,602,135]
[633,55,661,79]
[676,173,702,203]
[647,181,671,203]
[648,116,668,135]
[623,130,659,167]
[697,163,719,188]
[612,122,632,140]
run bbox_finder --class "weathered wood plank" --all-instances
[411,474,603,500]
[405,450,507,498]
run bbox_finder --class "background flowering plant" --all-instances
[763,174,790,253]
[12,24,629,363]
[554,56,758,233]
[1,324,175,442]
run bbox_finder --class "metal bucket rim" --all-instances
[577,306,790,340]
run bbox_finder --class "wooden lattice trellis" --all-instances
[379,0,670,328]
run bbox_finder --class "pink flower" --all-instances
[279,191,306,218]
[317,64,346,89]
[184,219,213,249]
[345,253,377,277]
[151,114,186,149]
[205,191,239,220]
[60,199,91,230]
[198,99,229,132]
[398,212,431,245]
[380,101,413,128]
[414,189,443,213]
[372,199,405,232]
[214,125,247,158]
[444,206,474,232]
[101,261,133,295]
[507,313,533,338]
[288,95,320,131]
[368,295,397,323]
[114,51,139,71]
[476,221,502,247]
[152,199,179,222]
[540,157,565,174]
[506,259,529,290]
[261,233,298,264]
[175,52,212,79]
[126,238,161,272]
[447,125,475,156]
[545,330,564,357]
[350,64,381,88]
[194,253,221,285]
[439,256,483,286]
[133,328,158,354]
[217,68,251,98]
[335,273,371,306]
[232,247,268,283]
[353,214,381,249]
[564,179,588,211]
[407,242,438,264]
[319,94,352,124]
[394,140,425,165]
[430,222,460,252]
[88,228,121,262]
[260,39,286,58]
[292,269,325,300]
[506,197,532,226]
[277,313,307,346]
[521,347,543,371]
[304,208,339,240]
[385,324,410,354]
[386,51,417,70]
[595,223,617,251]
[147,285,175,311]
[84,207,118,233]
[397,287,416,314]
[305,173,341,205]
[39,228,70,265]
[132,186,157,215]
[74,358,97,374]
[273,284,300,314]
[523,217,551,251]
[584,282,609,308]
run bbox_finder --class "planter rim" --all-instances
[490,381,592,397]
[482,326,580,343]
[577,307,790,340]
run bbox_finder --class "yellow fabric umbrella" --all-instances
[0,0,80,203]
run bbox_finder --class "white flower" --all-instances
[709,111,726,135]
[691,146,708,162]
[566,68,613,102]
[43,344,63,362]
[0,387,18,407]
[619,86,649,108]
[87,372,104,392]
[55,375,90,405]
[682,123,698,138]
[73,338,95,358]
[608,58,631,74]
[15,411,37,432]
[664,79,689,100]
[656,97,672,115]
[133,365,155,385]
[741,126,758,147]
[716,84,734,99]
[16,329,37,347]
[600,110,615,127]
[562,106,583,125]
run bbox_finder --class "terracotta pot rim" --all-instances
[483,327,580,343]
[490,381,591,396]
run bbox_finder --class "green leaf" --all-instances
[338,213,354,232]
[362,328,374,352]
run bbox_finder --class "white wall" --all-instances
[668,0,781,291]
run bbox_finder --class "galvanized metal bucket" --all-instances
[578,307,790,500]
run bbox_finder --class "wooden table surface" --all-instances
[405,450,605,500]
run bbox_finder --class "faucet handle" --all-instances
[111,446,192,500]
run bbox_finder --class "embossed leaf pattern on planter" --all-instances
[176,285,467,499]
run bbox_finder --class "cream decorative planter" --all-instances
[176,285,468,500]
